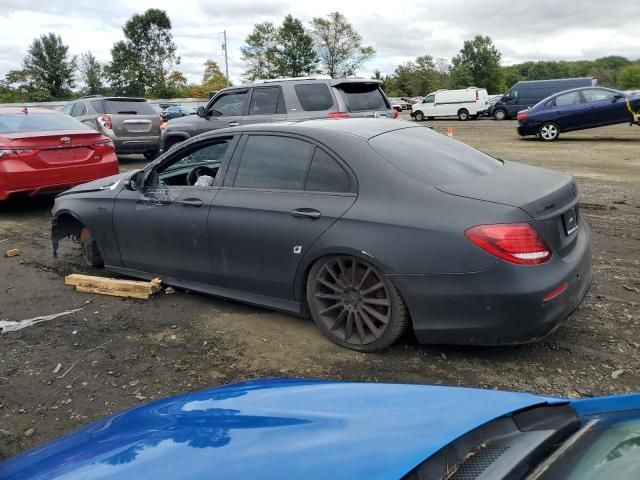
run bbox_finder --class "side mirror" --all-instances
[196,106,207,118]
[126,170,145,191]
[612,94,624,102]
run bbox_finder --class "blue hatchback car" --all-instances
[517,87,640,141]
[2,379,640,479]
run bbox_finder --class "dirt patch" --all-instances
[1,119,639,460]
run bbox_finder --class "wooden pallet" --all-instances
[65,274,162,300]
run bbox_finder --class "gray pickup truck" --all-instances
[161,77,396,151]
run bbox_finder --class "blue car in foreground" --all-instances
[517,87,640,141]
[2,379,640,479]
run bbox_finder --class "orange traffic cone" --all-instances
[447,127,453,137]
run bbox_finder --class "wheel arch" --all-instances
[293,247,398,310]
[51,209,91,257]
[162,131,190,150]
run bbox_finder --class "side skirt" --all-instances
[106,265,304,315]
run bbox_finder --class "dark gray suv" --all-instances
[161,77,395,151]
[62,96,162,159]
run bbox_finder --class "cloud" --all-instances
[198,0,288,19]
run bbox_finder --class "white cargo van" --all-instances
[411,87,489,121]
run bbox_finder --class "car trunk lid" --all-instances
[436,161,581,255]
[102,99,161,137]
[3,130,109,167]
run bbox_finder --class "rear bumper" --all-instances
[0,154,119,201]
[391,222,592,345]
[517,123,538,136]
[113,136,160,154]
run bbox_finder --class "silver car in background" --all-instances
[62,96,162,160]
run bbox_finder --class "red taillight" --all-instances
[464,223,552,265]
[517,112,528,121]
[328,112,349,118]
[90,140,115,153]
[98,115,112,130]
[393,109,399,119]
[0,148,37,159]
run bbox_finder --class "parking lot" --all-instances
[1,116,639,460]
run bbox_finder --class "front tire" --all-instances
[458,109,470,121]
[306,256,409,352]
[538,122,560,141]
[494,109,507,121]
[413,111,424,122]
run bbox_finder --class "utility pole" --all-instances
[223,30,230,87]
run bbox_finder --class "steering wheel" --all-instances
[187,166,218,186]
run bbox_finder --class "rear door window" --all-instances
[103,100,156,115]
[337,83,388,111]
[294,83,334,111]
[233,135,314,190]
[554,92,583,107]
[248,87,286,115]
[305,148,351,193]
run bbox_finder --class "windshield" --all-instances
[0,113,91,134]
[536,411,640,480]
[369,126,502,186]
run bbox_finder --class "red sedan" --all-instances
[0,107,119,200]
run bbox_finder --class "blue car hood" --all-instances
[2,379,563,480]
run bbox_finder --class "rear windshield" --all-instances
[337,84,388,112]
[369,127,502,186]
[103,99,155,115]
[90,100,106,114]
[0,113,91,134]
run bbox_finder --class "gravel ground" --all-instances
[1,116,639,460]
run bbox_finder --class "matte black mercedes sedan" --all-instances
[51,119,592,352]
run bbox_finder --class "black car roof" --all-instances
[202,118,416,140]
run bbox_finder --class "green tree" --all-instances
[79,51,103,95]
[310,12,374,78]
[450,35,502,93]
[273,15,318,77]
[106,9,179,97]
[202,59,228,92]
[22,33,76,99]
[618,65,640,89]
[166,70,187,97]
[241,22,279,81]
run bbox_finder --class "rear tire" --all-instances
[80,227,103,268]
[457,109,470,121]
[163,138,184,152]
[494,109,507,121]
[144,150,160,161]
[538,122,560,141]
[413,111,424,122]
[306,255,409,352]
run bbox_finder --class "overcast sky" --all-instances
[1,0,638,86]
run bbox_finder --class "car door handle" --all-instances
[228,122,240,127]
[290,208,321,219]
[176,198,203,207]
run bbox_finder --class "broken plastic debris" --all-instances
[0,308,85,333]
[4,248,20,257]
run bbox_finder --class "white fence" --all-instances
[0,98,210,111]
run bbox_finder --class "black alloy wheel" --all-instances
[307,256,408,352]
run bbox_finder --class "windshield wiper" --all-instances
[525,418,599,480]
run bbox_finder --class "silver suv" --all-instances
[62,96,162,160]
[161,77,396,151]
